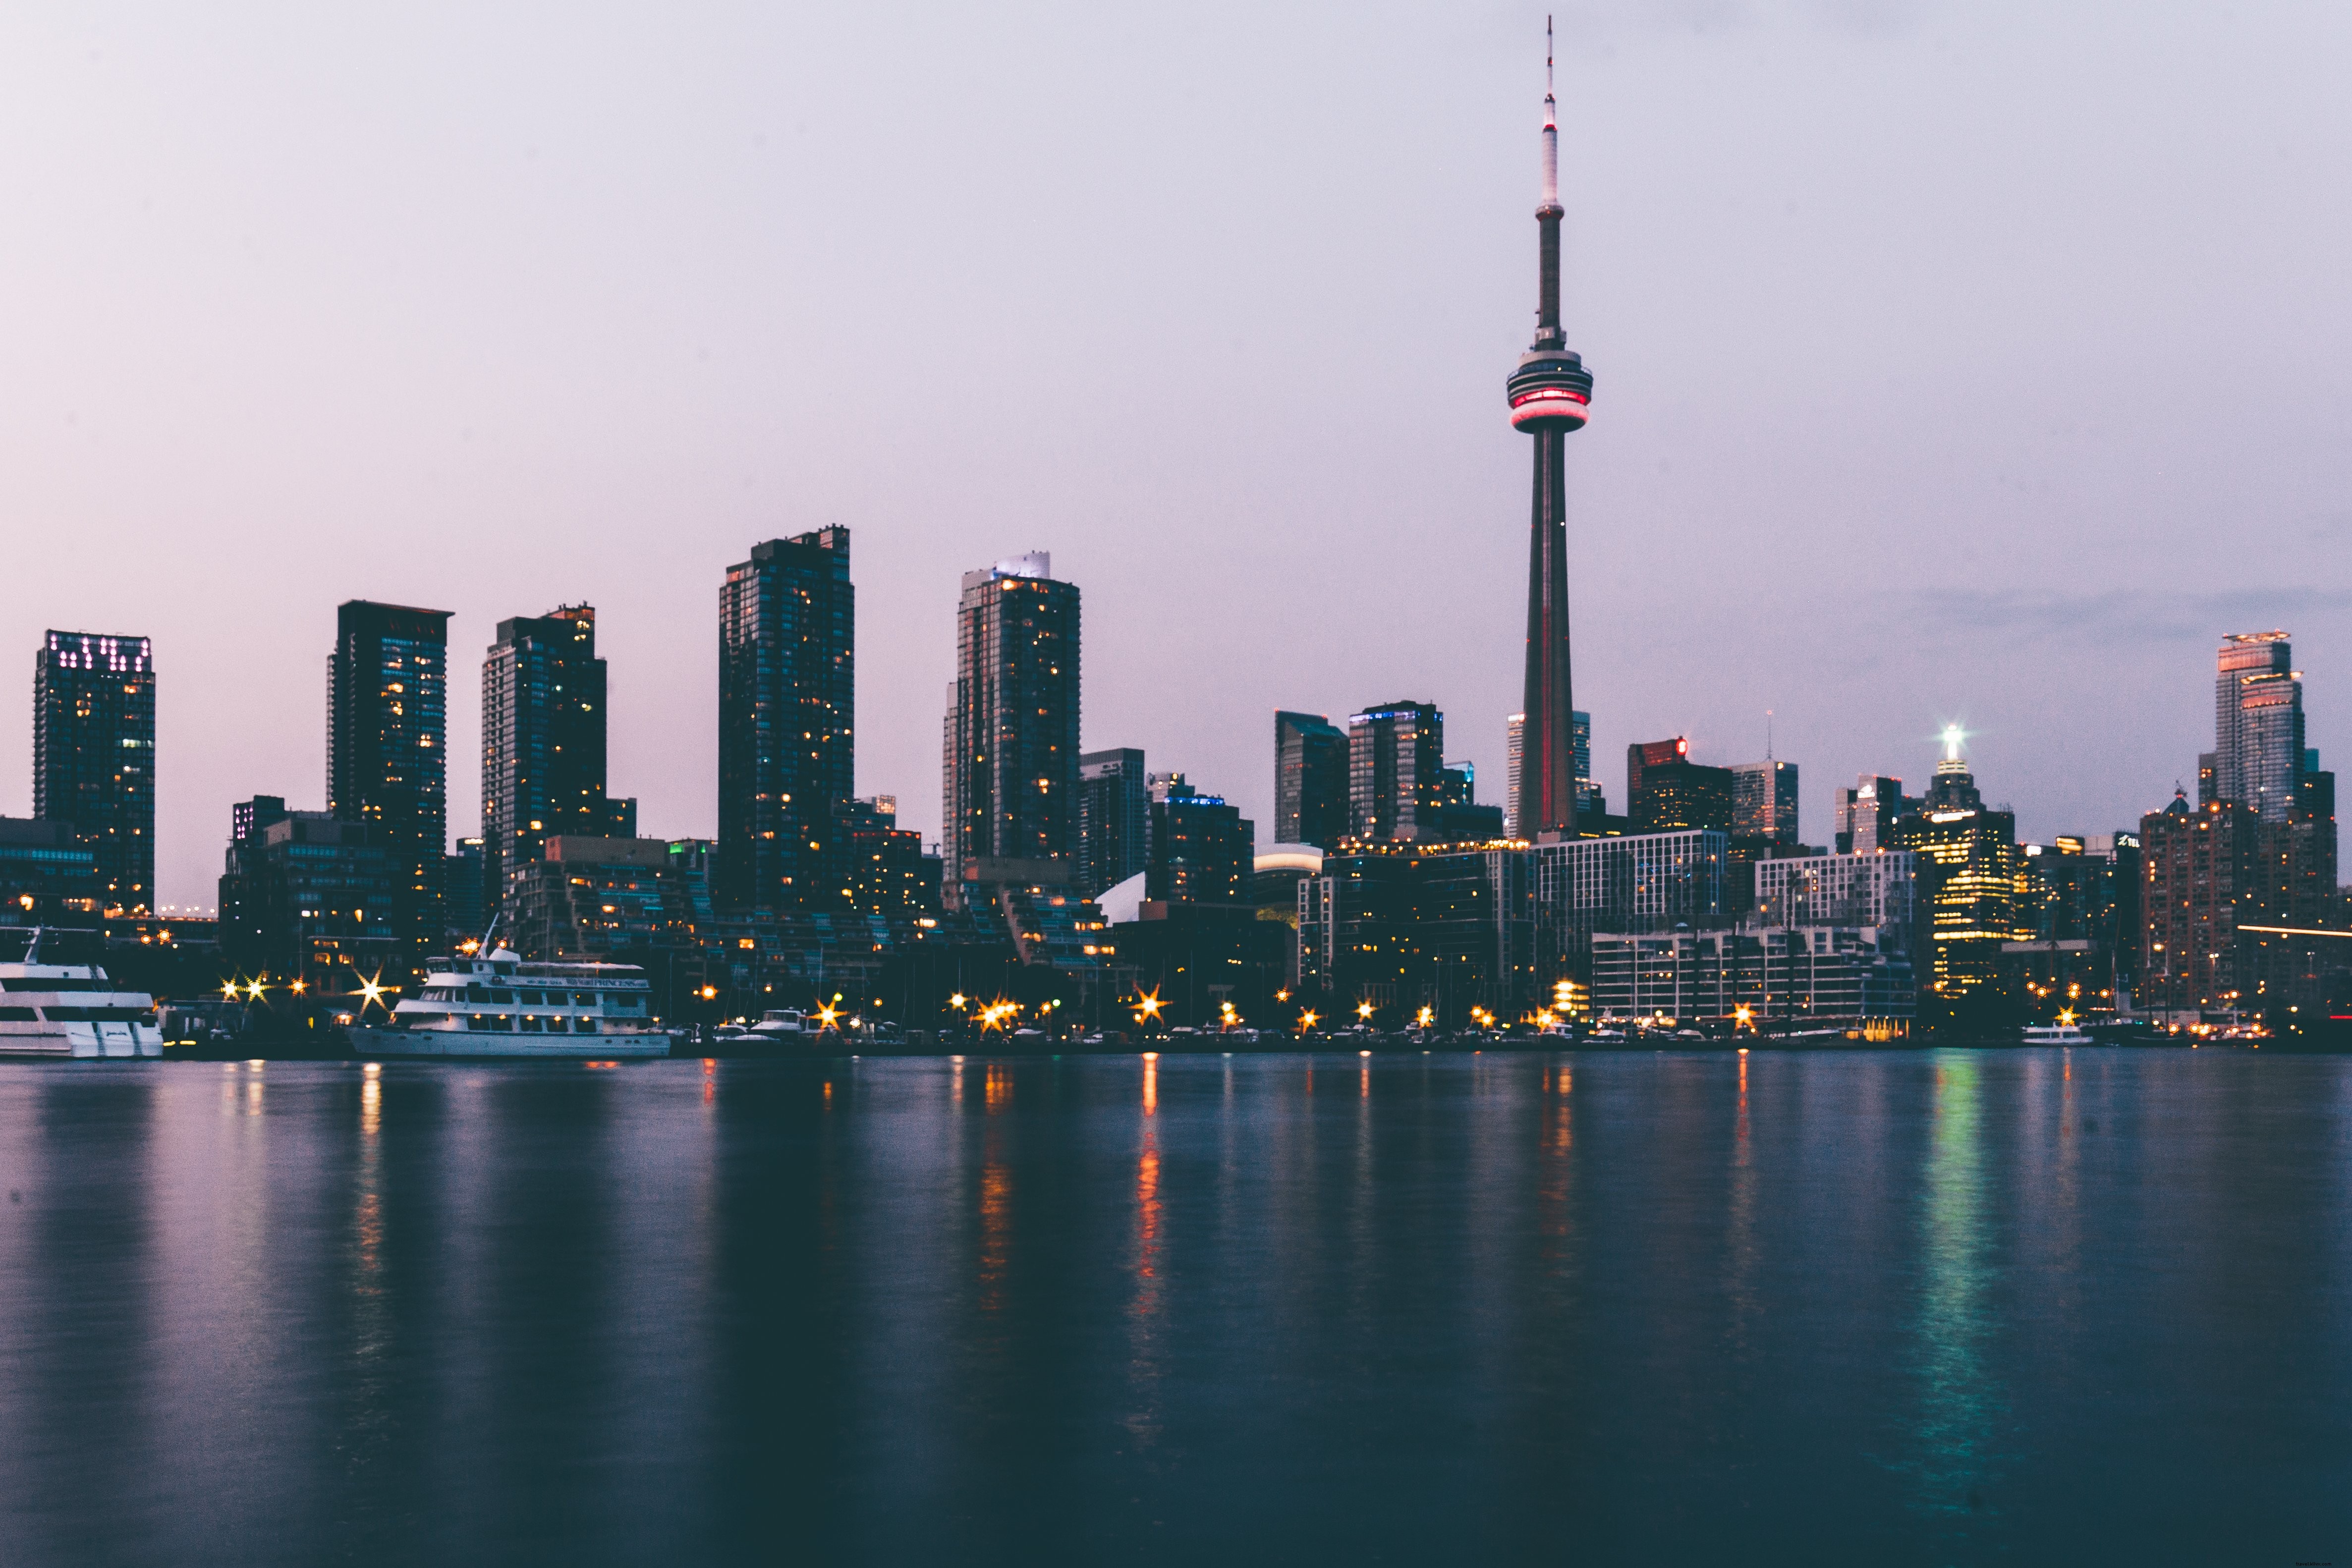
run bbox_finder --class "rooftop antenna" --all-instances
[1766,710,1774,761]
[1542,16,1559,212]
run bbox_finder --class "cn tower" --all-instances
[1506,21,1593,841]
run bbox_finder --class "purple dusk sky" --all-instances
[1,3,2347,910]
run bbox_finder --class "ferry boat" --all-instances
[345,948,676,1060]
[0,932,163,1059]
[2021,1022,2092,1046]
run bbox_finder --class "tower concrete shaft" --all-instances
[1506,29,1592,840]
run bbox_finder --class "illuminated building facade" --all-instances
[1429,760,1506,843]
[218,796,400,987]
[1753,851,1919,937]
[943,554,1080,901]
[34,630,155,915]
[1530,829,1727,987]
[328,601,451,962]
[833,796,940,918]
[1078,748,1149,896]
[2213,631,2300,821]
[1730,760,1799,849]
[718,530,855,914]
[482,605,635,921]
[1348,701,1445,843]
[1275,712,1348,850]
[0,817,100,922]
[1146,776,1254,906]
[1833,776,1913,855]
[1628,738,1735,835]
[1506,29,1595,842]
[1884,733,2022,992]
[1590,927,1913,1026]
[1295,841,1535,1012]
[2137,791,2260,1016]
[504,836,693,961]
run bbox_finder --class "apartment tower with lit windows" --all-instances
[717,530,855,914]
[33,631,156,916]
[329,600,452,961]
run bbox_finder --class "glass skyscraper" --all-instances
[329,601,451,961]
[1275,711,1347,849]
[2213,630,2302,823]
[482,604,635,921]
[33,630,155,915]
[1347,702,1445,844]
[942,553,1080,897]
[1078,747,1149,895]
[718,530,855,914]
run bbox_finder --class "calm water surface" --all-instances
[0,1051,2345,1565]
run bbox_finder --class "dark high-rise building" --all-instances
[1348,702,1446,844]
[718,530,854,914]
[1079,748,1149,895]
[1505,29,1595,843]
[1628,738,1735,835]
[482,605,636,919]
[833,795,941,918]
[1275,712,1348,849]
[2138,790,2261,1016]
[1730,760,1799,849]
[328,601,451,961]
[218,796,400,986]
[1146,775,1255,906]
[34,631,156,915]
[943,553,1080,897]
[445,836,486,944]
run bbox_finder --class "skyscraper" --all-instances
[1627,738,1734,834]
[1505,714,1524,840]
[1833,776,1911,855]
[329,601,451,960]
[1275,712,1349,849]
[2213,631,2300,820]
[1078,747,1149,895]
[482,605,635,919]
[1730,760,1799,849]
[1886,729,2023,993]
[1145,775,1254,905]
[33,631,155,915]
[718,530,854,913]
[1348,702,1445,844]
[1506,26,1595,843]
[943,553,1081,896]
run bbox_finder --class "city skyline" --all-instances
[2,5,2347,907]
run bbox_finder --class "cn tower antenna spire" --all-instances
[1543,16,1559,212]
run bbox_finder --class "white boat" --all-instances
[0,931,163,1059]
[2022,1023,2092,1046]
[747,1008,810,1043]
[345,948,676,1060]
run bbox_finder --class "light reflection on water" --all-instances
[1899,1055,2010,1528]
[0,1052,2343,1566]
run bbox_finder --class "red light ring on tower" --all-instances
[1510,387,1590,430]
